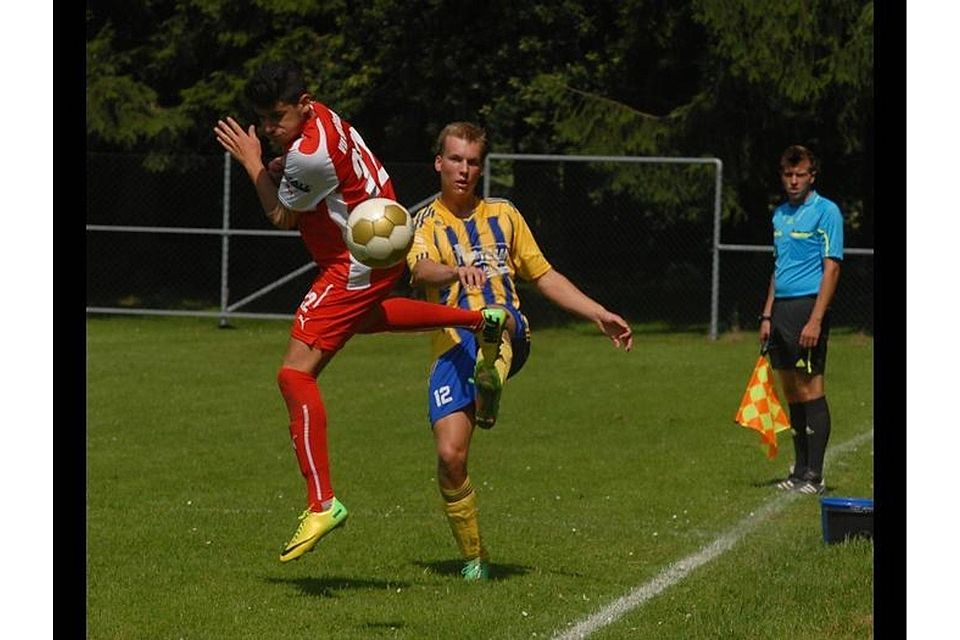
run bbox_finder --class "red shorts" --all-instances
[290,263,404,354]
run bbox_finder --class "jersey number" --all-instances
[349,129,390,196]
[299,284,334,313]
[433,386,453,408]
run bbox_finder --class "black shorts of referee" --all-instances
[767,295,830,376]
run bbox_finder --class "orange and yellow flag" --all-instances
[734,355,791,459]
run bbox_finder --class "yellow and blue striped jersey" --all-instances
[407,197,551,357]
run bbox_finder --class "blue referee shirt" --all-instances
[772,191,844,298]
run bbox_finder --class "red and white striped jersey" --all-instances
[277,101,396,289]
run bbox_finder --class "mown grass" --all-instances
[86,316,873,639]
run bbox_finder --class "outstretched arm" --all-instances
[213,117,300,230]
[533,269,633,351]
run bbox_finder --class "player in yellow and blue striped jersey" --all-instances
[406,122,633,580]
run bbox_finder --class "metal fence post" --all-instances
[482,155,490,198]
[709,158,723,340]
[219,152,232,328]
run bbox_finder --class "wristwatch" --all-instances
[758,314,772,325]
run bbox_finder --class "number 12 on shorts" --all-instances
[433,385,452,407]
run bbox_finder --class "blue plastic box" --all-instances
[820,497,873,544]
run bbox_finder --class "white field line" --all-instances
[551,429,874,640]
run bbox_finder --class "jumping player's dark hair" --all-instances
[779,144,819,174]
[244,62,308,109]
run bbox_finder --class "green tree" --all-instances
[86,1,699,158]
[86,0,872,242]
[521,0,873,243]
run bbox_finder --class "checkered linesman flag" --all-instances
[734,353,791,459]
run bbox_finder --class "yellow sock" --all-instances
[440,478,486,560]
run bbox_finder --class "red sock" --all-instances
[361,298,483,333]
[277,367,332,512]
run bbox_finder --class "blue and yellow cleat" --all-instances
[461,557,490,581]
[279,498,349,563]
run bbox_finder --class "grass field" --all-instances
[86,316,873,639]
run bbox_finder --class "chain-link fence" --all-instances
[483,154,724,334]
[86,153,437,320]
[86,152,873,335]
[483,154,873,335]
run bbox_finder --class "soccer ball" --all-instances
[344,197,414,268]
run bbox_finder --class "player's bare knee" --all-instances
[437,443,468,470]
[435,428,469,472]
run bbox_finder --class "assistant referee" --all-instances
[759,145,844,496]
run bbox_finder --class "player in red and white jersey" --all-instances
[214,62,508,563]
[275,97,393,285]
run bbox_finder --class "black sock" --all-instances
[788,402,809,477]
[804,396,831,480]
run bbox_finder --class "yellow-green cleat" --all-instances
[474,307,507,429]
[478,307,507,365]
[473,360,502,429]
[279,497,349,563]
[461,557,490,581]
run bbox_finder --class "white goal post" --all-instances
[482,153,725,338]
